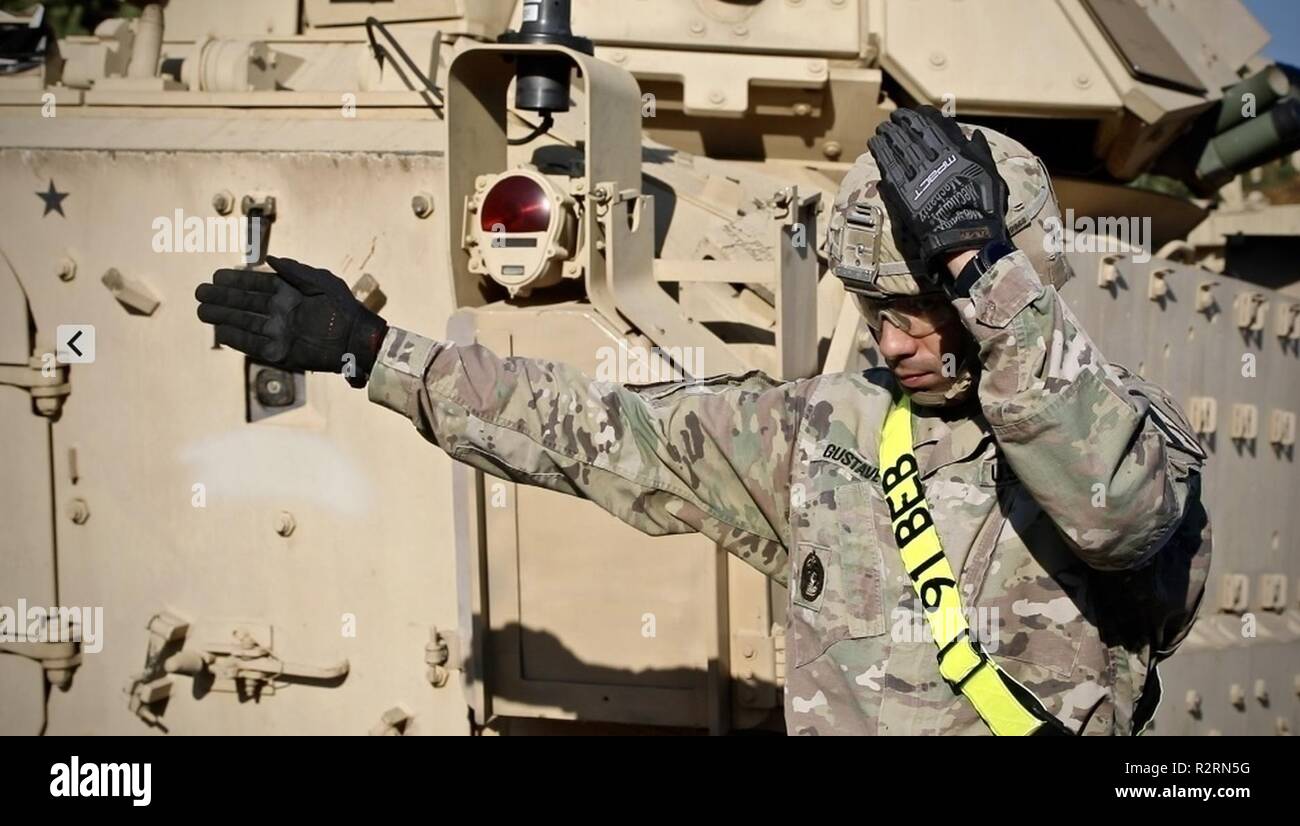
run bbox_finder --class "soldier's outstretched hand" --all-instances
[195,256,389,388]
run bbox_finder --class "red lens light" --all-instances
[480,175,552,234]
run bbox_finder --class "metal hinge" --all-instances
[0,357,70,418]
[125,611,350,728]
[0,639,81,691]
[425,625,460,688]
[163,624,350,696]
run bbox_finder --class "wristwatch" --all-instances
[950,239,1017,299]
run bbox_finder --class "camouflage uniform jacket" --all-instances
[367,250,1210,735]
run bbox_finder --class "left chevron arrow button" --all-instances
[56,325,95,364]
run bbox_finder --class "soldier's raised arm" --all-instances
[953,250,1205,571]
[195,256,805,580]
[868,107,1205,572]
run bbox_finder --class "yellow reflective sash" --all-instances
[880,393,1070,737]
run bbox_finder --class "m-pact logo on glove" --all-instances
[912,154,957,201]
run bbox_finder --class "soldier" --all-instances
[195,106,1210,735]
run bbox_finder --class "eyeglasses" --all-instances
[858,294,956,337]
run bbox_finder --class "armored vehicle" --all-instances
[1,0,1297,735]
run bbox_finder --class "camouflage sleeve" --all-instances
[366,327,806,580]
[954,251,1207,571]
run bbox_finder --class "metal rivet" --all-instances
[793,102,813,117]
[689,20,705,34]
[66,498,90,525]
[212,190,234,215]
[275,511,296,538]
[411,192,435,219]
[1074,73,1092,89]
[709,90,726,105]
[823,141,842,159]
[57,257,77,282]
[929,52,947,68]
[733,24,748,37]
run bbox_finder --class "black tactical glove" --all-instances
[195,256,388,389]
[867,106,1010,273]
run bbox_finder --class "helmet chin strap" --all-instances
[909,361,977,407]
[865,321,980,408]
[900,344,980,408]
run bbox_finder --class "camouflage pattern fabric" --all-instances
[367,249,1209,736]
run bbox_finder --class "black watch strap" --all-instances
[951,240,1016,299]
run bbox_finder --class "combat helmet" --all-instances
[825,121,1074,405]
